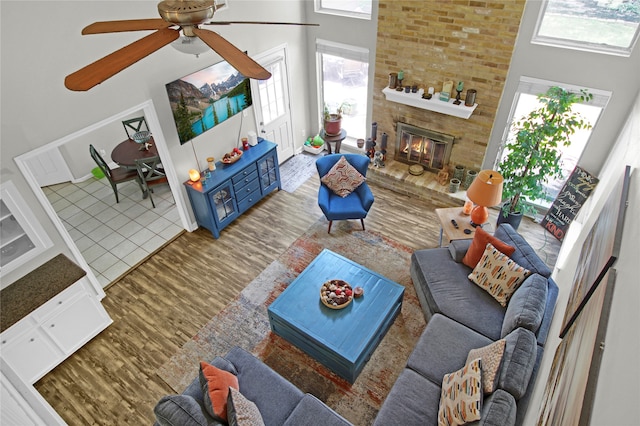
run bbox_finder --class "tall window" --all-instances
[533,0,640,56]
[495,78,610,209]
[315,0,372,20]
[317,40,369,142]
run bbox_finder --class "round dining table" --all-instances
[111,136,159,169]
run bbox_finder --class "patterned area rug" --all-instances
[279,151,323,193]
[157,218,426,425]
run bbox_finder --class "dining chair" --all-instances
[122,116,149,140]
[89,144,143,204]
[135,156,168,208]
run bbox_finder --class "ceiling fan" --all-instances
[64,0,317,91]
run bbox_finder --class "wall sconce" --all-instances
[466,170,504,227]
[189,169,201,182]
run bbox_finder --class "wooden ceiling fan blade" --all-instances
[65,28,179,91]
[82,19,172,35]
[192,28,271,80]
[203,21,319,26]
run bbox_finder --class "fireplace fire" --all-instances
[394,122,455,172]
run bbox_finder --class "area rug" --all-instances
[157,218,426,425]
[279,151,322,193]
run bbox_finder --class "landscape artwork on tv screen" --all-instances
[166,60,252,144]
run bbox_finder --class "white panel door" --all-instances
[24,146,72,187]
[252,46,294,163]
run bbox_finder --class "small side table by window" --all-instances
[320,129,347,154]
[435,207,493,247]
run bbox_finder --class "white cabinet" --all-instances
[0,278,112,385]
[1,180,53,279]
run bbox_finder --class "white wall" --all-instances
[0,0,313,285]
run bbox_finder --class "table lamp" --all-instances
[466,170,504,227]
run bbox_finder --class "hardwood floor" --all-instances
[34,174,560,425]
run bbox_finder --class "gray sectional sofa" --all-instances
[374,223,558,426]
[154,346,351,426]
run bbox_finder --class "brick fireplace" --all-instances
[394,122,455,173]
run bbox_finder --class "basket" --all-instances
[320,279,353,310]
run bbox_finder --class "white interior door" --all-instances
[252,46,294,163]
[25,146,73,187]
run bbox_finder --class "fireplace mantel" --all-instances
[382,87,478,119]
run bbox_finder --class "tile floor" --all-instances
[43,177,183,288]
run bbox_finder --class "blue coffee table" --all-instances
[268,249,404,383]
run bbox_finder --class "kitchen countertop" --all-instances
[0,254,86,333]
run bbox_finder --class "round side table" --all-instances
[320,129,347,154]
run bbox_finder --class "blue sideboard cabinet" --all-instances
[184,139,281,238]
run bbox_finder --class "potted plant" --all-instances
[323,103,343,136]
[497,86,593,230]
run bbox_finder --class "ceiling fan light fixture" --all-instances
[171,34,209,57]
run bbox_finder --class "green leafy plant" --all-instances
[498,86,593,216]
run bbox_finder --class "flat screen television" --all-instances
[166,60,253,144]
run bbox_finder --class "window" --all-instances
[533,0,640,56]
[315,0,372,20]
[317,40,369,143]
[494,77,610,210]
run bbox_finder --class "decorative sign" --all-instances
[541,166,599,241]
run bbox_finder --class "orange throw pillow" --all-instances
[199,361,239,422]
[462,227,515,269]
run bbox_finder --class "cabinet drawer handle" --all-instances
[29,338,35,342]
[1,340,6,344]
[50,324,55,328]
[58,301,63,305]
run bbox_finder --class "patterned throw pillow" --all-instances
[198,361,239,422]
[438,358,483,426]
[227,387,265,426]
[320,156,366,197]
[462,226,515,269]
[468,243,531,307]
[466,340,506,394]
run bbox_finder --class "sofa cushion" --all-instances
[154,394,211,426]
[462,227,515,269]
[373,368,443,426]
[466,339,506,394]
[199,361,239,422]
[476,389,517,426]
[412,249,506,340]
[501,273,548,338]
[407,313,492,385]
[468,243,531,307]
[227,387,265,426]
[438,357,483,425]
[494,224,552,278]
[497,328,537,400]
[320,155,365,197]
[283,394,351,426]
[224,346,304,426]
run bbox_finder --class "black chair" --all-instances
[122,116,149,139]
[90,144,143,203]
[135,156,168,208]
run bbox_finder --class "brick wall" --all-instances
[373,0,525,172]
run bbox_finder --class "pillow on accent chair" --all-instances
[227,387,265,426]
[198,361,239,422]
[462,227,515,269]
[468,243,531,307]
[320,155,365,197]
[466,339,506,394]
[438,358,483,426]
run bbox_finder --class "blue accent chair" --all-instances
[316,154,375,233]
